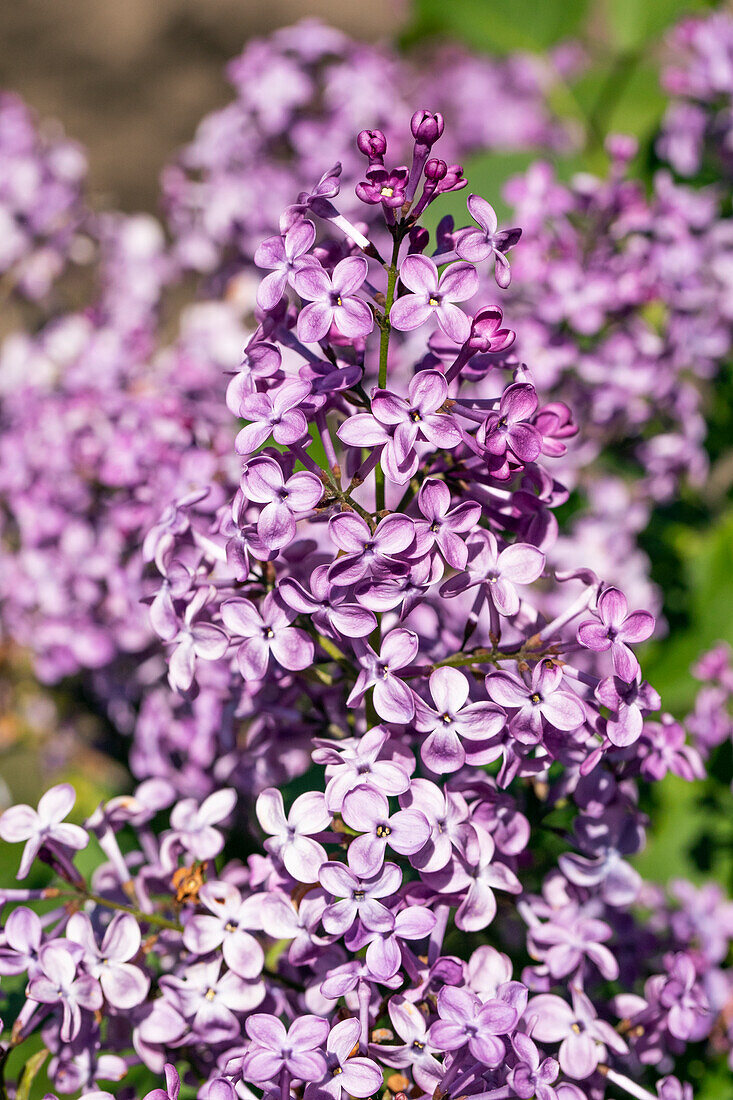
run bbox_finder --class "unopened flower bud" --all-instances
[357,129,387,163]
[425,158,448,181]
[410,110,445,147]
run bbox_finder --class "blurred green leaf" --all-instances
[405,0,590,52]
[16,1050,48,1100]
[604,0,711,50]
[642,507,733,713]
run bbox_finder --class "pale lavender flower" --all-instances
[374,997,442,1093]
[254,218,318,310]
[306,1017,382,1099]
[341,785,430,876]
[390,255,478,343]
[182,881,265,978]
[234,380,311,454]
[348,629,419,723]
[293,256,373,342]
[256,787,331,882]
[455,194,522,287]
[319,861,401,935]
[486,661,586,745]
[428,984,520,1067]
[66,911,150,1009]
[222,593,314,679]
[577,587,655,682]
[441,529,545,614]
[0,783,88,879]
[162,959,264,1044]
[412,479,481,570]
[525,990,627,1080]
[27,943,102,1042]
[167,788,237,861]
[414,667,505,772]
[240,456,323,549]
[242,1013,329,1084]
[508,1033,559,1100]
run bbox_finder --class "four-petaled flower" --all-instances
[243,1013,330,1084]
[455,194,521,287]
[254,218,318,310]
[486,661,586,745]
[428,984,520,1067]
[577,587,655,682]
[294,256,373,343]
[240,455,323,550]
[235,379,311,454]
[348,628,419,723]
[27,942,102,1042]
[390,254,478,343]
[414,666,505,773]
[256,787,331,882]
[222,593,314,679]
[0,783,88,880]
[341,784,430,876]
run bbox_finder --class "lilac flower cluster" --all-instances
[0,111,712,1100]
[0,92,88,301]
[0,20,573,700]
[657,10,733,180]
[496,151,733,611]
[162,18,575,274]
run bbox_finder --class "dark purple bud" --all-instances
[425,158,448,182]
[357,129,387,164]
[410,110,445,148]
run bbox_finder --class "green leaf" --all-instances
[605,0,711,50]
[16,1049,48,1100]
[406,0,590,53]
[642,507,733,714]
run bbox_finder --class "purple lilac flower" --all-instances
[222,594,314,679]
[254,218,317,310]
[577,587,655,682]
[293,256,373,343]
[319,861,401,935]
[455,194,522,287]
[27,943,102,1042]
[428,984,520,1067]
[306,1017,382,1098]
[348,629,419,723]
[240,456,323,549]
[182,881,265,978]
[390,255,478,343]
[256,787,331,881]
[66,912,150,1008]
[414,666,505,772]
[486,661,586,745]
[525,989,628,1079]
[341,785,430,876]
[0,783,88,879]
[242,1014,329,1083]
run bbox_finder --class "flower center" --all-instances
[225,921,238,933]
[412,1040,425,1051]
[409,409,422,422]
[205,988,217,1001]
[497,415,508,429]
[440,712,453,725]
[376,823,392,838]
[530,692,542,705]
[381,186,394,198]
[332,1066,343,1075]
[428,296,440,307]
[262,626,275,639]
[353,889,366,901]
